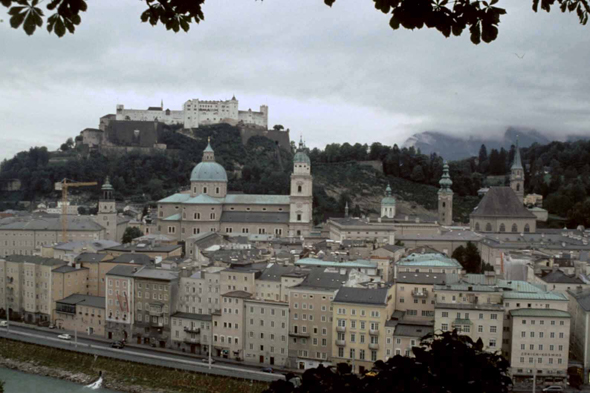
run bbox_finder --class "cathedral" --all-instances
[155,139,313,240]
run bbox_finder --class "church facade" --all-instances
[156,140,313,241]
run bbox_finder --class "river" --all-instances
[0,367,120,393]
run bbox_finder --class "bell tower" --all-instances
[289,137,313,238]
[438,161,453,226]
[97,176,118,241]
[510,137,525,202]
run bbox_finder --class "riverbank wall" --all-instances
[0,338,266,393]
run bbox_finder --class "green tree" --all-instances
[411,165,425,183]
[273,125,284,131]
[3,0,587,44]
[264,330,512,393]
[452,241,482,273]
[122,227,144,244]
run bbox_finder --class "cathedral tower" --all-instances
[510,137,525,202]
[438,161,453,226]
[289,138,313,238]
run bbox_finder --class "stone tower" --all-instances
[380,184,396,219]
[438,161,453,226]
[97,177,118,241]
[289,138,313,238]
[510,137,525,202]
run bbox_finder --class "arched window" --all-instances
[475,223,480,231]
[516,184,520,191]
[442,202,446,208]
[298,185,302,193]
[216,187,220,194]
[203,187,208,194]
[511,223,518,233]
[524,224,530,233]
[499,223,506,232]
[485,223,492,232]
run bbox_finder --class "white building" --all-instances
[115,96,268,129]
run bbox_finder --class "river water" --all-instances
[0,367,120,392]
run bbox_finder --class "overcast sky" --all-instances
[1,0,589,161]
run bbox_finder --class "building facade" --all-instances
[156,141,313,241]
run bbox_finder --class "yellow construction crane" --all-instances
[55,179,98,242]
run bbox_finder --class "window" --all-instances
[442,324,448,331]
[490,326,497,333]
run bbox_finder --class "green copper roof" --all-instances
[381,184,396,205]
[295,258,377,269]
[163,213,181,221]
[502,291,567,301]
[204,141,214,153]
[102,176,114,191]
[158,193,191,203]
[294,151,311,165]
[185,194,222,204]
[398,253,461,268]
[509,308,570,318]
[190,161,228,182]
[438,161,453,193]
[497,280,545,293]
[224,194,290,205]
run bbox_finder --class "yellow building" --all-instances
[331,284,396,373]
[55,294,105,336]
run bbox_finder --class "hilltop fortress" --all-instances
[114,96,268,129]
[77,96,291,153]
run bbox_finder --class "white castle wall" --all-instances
[115,98,268,129]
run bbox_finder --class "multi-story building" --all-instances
[395,253,462,276]
[51,263,89,321]
[508,308,570,386]
[331,285,396,373]
[0,216,105,257]
[254,264,304,303]
[105,265,139,341]
[178,267,223,315]
[0,255,66,323]
[55,294,105,336]
[390,321,434,358]
[156,141,313,241]
[171,312,212,355]
[244,298,289,366]
[288,267,350,370]
[212,290,250,360]
[132,268,179,347]
[567,288,590,384]
[395,271,446,322]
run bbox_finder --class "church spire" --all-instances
[345,201,349,218]
[511,136,523,170]
[438,161,453,193]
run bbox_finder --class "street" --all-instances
[0,324,283,383]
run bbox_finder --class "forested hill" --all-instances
[3,124,590,226]
[0,124,463,223]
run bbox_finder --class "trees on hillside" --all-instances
[3,0,587,44]
[264,330,512,393]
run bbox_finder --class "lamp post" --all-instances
[208,321,212,369]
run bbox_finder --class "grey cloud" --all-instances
[0,0,589,160]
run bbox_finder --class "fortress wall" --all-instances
[239,128,291,152]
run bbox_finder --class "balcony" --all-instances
[336,326,346,333]
[412,288,429,298]
[184,337,201,344]
[149,308,163,317]
[184,326,200,334]
[452,318,472,327]
[336,340,346,347]
[289,331,310,338]
[369,343,379,350]
[369,329,379,336]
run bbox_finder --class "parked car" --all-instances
[48,324,56,329]
[201,358,215,364]
[0,321,8,328]
[57,334,72,340]
[111,341,125,349]
[542,386,564,392]
[261,367,274,373]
